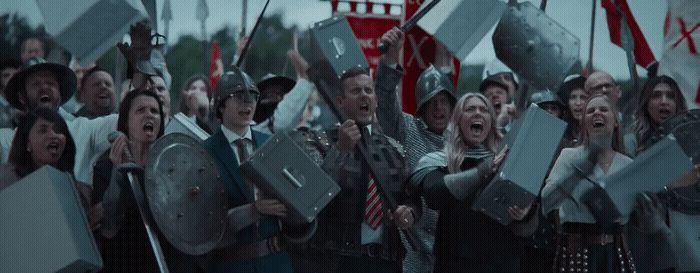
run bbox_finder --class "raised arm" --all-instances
[375,28,407,141]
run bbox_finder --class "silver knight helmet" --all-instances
[213,66,260,119]
[415,64,456,112]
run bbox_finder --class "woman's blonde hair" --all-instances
[444,93,500,173]
[578,94,625,154]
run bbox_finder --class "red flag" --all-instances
[209,40,223,96]
[401,0,460,115]
[601,0,656,67]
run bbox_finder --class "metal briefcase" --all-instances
[472,105,567,225]
[310,16,369,79]
[165,112,211,141]
[602,135,693,219]
[0,166,103,272]
[241,131,341,226]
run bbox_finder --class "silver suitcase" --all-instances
[0,166,103,272]
[472,105,567,225]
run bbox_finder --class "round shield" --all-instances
[145,133,228,255]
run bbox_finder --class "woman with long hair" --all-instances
[542,94,634,272]
[558,74,588,147]
[0,108,100,228]
[628,75,688,155]
[410,93,535,272]
[627,75,699,273]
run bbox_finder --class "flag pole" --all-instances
[585,0,597,75]
[615,0,639,127]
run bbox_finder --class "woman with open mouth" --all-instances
[91,89,187,272]
[0,108,101,229]
[410,93,535,272]
[626,75,700,273]
[558,74,588,147]
[542,94,635,273]
[628,75,689,155]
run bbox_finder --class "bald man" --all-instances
[584,71,621,107]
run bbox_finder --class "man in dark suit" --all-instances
[201,67,313,273]
[307,67,416,273]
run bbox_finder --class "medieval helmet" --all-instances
[482,59,519,91]
[213,66,260,119]
[415,64,456,112]
[530,89,565,109]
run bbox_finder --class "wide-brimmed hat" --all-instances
[256,74,295,97]
[5,57,77,111]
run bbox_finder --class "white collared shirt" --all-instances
[359,124,385,245]
[220,125,253,166]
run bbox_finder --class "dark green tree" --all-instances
[0,13,49,61]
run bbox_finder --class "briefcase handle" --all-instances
[282,168,304,189]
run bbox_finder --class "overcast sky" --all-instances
[2,0,667,79]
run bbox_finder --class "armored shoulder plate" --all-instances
[382,134,407,159]
[290,127,332,165]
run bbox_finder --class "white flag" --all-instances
[657,0,700,109]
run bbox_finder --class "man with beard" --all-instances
[0,57,117,186]
[374,27,456,273]
[308,66,416,273]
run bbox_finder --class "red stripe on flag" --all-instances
[209,40,222,95]
[601,0,656,67]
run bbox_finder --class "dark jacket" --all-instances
[313,126,410,261]
[202,128,294,273]
[92,150,191,273]
[417,152,526,272]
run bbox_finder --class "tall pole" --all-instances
[197,0,210,74]
[585,0,597,75]
[161,0,173,53]
[241,0,248,38]
[615,0,639,128]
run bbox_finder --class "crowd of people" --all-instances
[0,23,698,273]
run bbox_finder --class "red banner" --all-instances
[401,0,460,114]
[345,15,401,74]
[335,0,459,114]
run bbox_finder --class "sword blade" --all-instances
[377,0,441,54]
[126,172,171,273]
